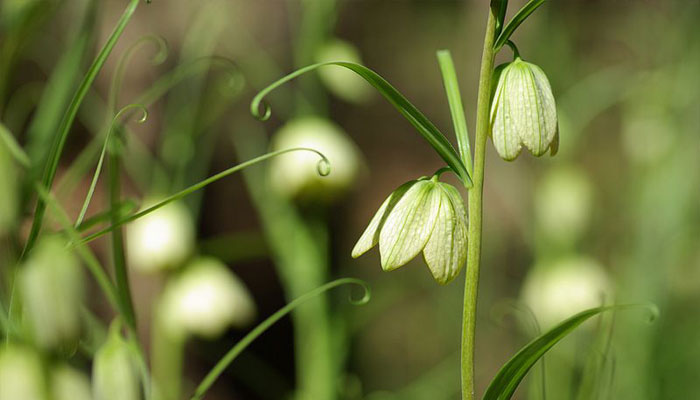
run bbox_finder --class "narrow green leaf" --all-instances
[251,61,472,187]
[493,0,509,37]
[494,0,545,51]
[436,50,473,177]
[0,122,31,168]
[190,278,370,400]
[77,147,329,245]
[24,0,141,256]
[482,304,657,400]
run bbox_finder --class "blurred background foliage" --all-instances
[0,0,698,399]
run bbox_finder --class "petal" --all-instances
[422,184,468,284]
[491,65,523,161]
[518,62,557,156]
[379,180,441,271]
[351,181,417,258]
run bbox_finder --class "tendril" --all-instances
[74,104,148,228]
[77,146,329,244]
[110,35,169,112]
[133,56,245,108]
[190,278,370,400]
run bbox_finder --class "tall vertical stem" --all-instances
[461,5,497,400]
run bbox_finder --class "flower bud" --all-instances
[158,257,256,339]
[352,176,468,284]
[51,365,92,400]
[20,235,84,350]
[0,346,45,400]
[269,117,362,202]
[315,38,372,103]
[127,199,195,273]
[521,256,611,329]
[490,58,558,161]
[93,323,141,400]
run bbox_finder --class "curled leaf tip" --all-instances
[346,279,372,305]
[316,158,331,177]
[250,98,271,121]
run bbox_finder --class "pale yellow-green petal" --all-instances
[379,180,441,271]
[422,184,467,284]
[491,65,523,161]
[351,181,417,258]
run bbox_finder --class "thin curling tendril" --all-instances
[133,56,244,107]
[77,146,329,244]
[74,104,148,228]
[110,34,169,112]
[190,278,370,400]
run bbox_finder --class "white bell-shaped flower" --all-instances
[490,58,558,161]
[126,199,195,273]
[159,257,256,339]
[20,235,84,350]
[0,346,45,400]
[352,176,468,284]
[315,38,372,103]
[93,323,140,400]
[521,256,612,329]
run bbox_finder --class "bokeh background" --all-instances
[1,0,699,399]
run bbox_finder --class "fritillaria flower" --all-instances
[352,176,467,284]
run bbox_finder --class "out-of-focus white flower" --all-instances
[269,117,362,202]
[51,365,92,400]
[621,107,674,164]
[315,38,372,103]
[521,256,612,329]
[535,166,593,242]
[93,323,140,400]
[353,176,468,284]
[127,199,194,273]
[490,58,558,161]
[159,257,256,339]
[20,235,84,350]
[0,346,45,400]
[0,139,19,234]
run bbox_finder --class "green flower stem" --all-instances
[462,5,497,400]
[108,125,137,330]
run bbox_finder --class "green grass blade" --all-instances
[74,105,147,227]
[482,304,657,400]
[77,147,329,245]
[0,122,30,168]
[190,278,370,400]
[494,0,509,37]
[494,0,545,51]
[24,0,141,256]
[436,50,473,177]
[251,61,472,187]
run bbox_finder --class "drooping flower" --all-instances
[127,198,195,273]
[352,176,468,284]
[93,322,141,400]
[158,257,256,339]
[20,235,84,350]
[490,58,558,161]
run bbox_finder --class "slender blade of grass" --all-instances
[251,61,472,187]
[482,304,657,400]
[23,0,141,256]
[494,0,545,51]
[437,50,473,177]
